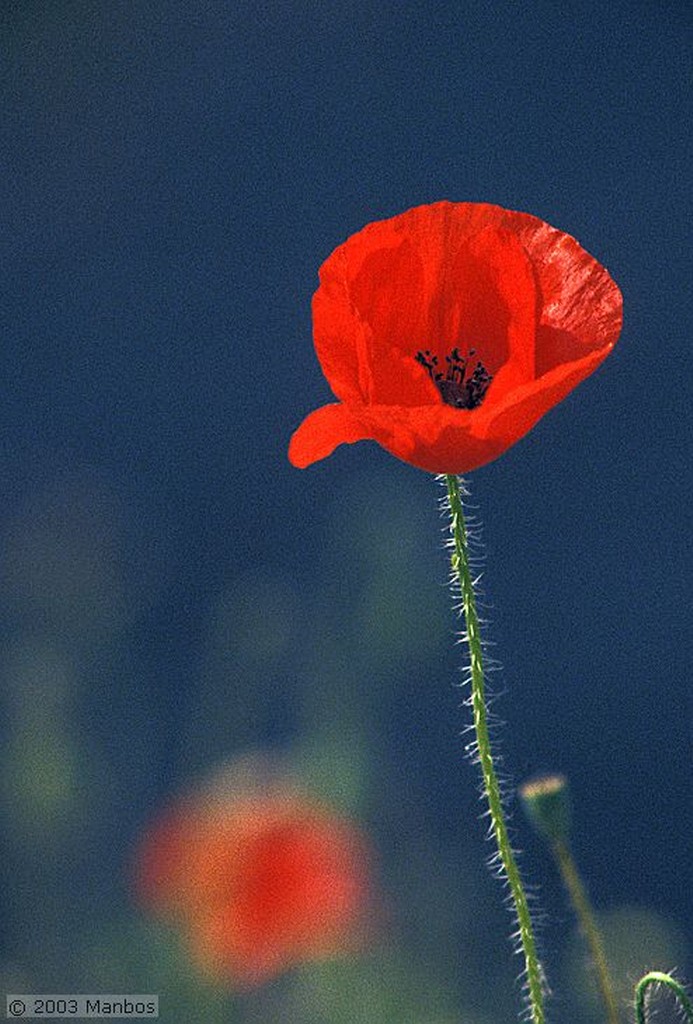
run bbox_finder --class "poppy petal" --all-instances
[497,208,623,368]
[314,242,438,406]
[478,341,615,448]
[312,266,373,403]
[288,403,376,468]
[341,404,506,475]
[458,227,537,395]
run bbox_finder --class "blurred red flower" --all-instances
[134,765,377,988]
[289,201,622,474]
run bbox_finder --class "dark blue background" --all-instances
[2,2,690,1022]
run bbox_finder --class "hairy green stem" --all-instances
[634,971,693,1024]
[552,838,619,1024]
[445,474,545,1024]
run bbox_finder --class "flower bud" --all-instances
[519,774,571,843]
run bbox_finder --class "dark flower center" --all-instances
[415,347,493,409]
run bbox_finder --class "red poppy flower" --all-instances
[134,766,377,988]
[289,201,622,474]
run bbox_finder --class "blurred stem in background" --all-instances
[553,838,620,1024]
[444,474,545,1024]
[520,774,620,1024]
[634,971,693,1024]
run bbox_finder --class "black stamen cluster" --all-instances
[415,347,493,409]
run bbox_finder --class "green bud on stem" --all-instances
[520,774,571,844]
